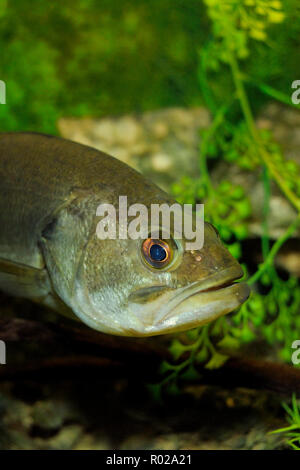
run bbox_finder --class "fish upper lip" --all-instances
[153,264,248,327]
[195,277,241,293]
[174,264,244,299]
[151,264,246,324]
[129,264,245,306]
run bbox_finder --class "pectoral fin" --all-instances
[0,257,50,300]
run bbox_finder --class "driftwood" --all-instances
[0,317,300,396]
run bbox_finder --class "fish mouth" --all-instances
[178,264,245,297]
[156,263,247,311]
[129,264,245,305]
[127,264,250,336]
[155,280,250,334]
[152,264,250,331]
[178,270,246,303]
[197,277,241,293]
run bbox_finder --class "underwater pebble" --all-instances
[151,121,169,139]
[252,442,267,450]
[31,400,69,430]
[91,119,116,144]
[114,117,142,146]
[151,152,173,172]
[42,424,83,450]
[121,434,156,450]
[246,428,265,448]
[73,434,110,450]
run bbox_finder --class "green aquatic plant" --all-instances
[153,0,300,397]
[271,395,300,450]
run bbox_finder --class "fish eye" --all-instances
[141,238,173,269]
[150,243,167,261]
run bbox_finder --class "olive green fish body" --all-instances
[0,132,249,336]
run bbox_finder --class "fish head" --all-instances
[72,218,250,336]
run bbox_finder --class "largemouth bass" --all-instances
[0,132,249,336]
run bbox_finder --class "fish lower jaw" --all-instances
[70,280,250,338]
[151,282,250,335]
[118,282,250,337]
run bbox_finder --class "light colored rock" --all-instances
[57,117,94,144]
[130,141,149,156]
[151,152,173,172]
[176,128,198,146]
[259,103,300,162]
[249,191,298,238]
[150,121,169,139]
[74,434,110,450]
[192,107,211,127]
[44,424,82,450]
[91,119,117,144]
[276,250,300,277]
[114,116,142,146]
[167,107,197,127]
[58,106,206,190]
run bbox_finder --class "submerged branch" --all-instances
[0,318,300,396]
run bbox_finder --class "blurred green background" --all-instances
[0,0,300,450]
[0,0,300,132]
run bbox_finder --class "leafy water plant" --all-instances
[271,394,300,450]
[152,0,300,397]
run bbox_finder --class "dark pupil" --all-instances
[150,244,166,261]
